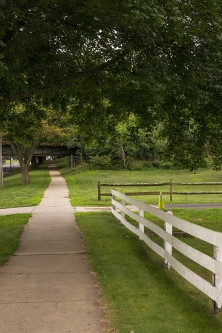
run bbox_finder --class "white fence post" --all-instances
[139,209,144,239]
[164,211,173,269]
[213,246,222,313]
[121,199,125,222]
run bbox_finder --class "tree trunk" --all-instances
[20,164,30,184]
[120,143,128,169]
[9,140,39,184]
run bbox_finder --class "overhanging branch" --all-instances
[0,50,129,109]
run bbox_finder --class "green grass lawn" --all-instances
[0,165,51,208]
[3,161,222,209]
[76,211,222,333]
[0,214,31,266]
[1,162,222,331]
[59,166,222,206]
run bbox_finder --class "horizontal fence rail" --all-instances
[98,180,222,201]
[111,190,222,313]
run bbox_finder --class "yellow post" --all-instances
[158,191,165,210]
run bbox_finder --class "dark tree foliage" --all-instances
[1,1,222,169]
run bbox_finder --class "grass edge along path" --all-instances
[75,211,222,333]
[0,214,31,266]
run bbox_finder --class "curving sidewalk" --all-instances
[0,164,104,333]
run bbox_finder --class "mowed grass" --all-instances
[1,161,222,331]
[0,214,30,266]
[76,211,222,333]
[0,165,51,208]
[59,165,222,206]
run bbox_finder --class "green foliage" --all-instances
[4,102,75,146]
[89,155,113,170]
[2,101,76,183]
[1,1,222,168]
[73,117,170,170]
[148,160,174,170]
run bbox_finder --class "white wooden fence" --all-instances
[111,190,222,313]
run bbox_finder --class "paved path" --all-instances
[0,164,104,333]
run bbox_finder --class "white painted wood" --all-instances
[112,196,222,278]
[164,211,173,269]
[172,237,222,277]
[112,208,165,258]
[214,246,222,309]
[111,190,222,308]
[111,190,222,247]
[112,199,165,238]
[139,208,144,238]
[121,199,125,221]
[168,255,222,307]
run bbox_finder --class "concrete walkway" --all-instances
[0,164,104,333]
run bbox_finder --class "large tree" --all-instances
[1,1,222,168]
[3,102,75,184]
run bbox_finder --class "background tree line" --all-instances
[67,115,209,172]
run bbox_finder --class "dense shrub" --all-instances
[89,155,113,170]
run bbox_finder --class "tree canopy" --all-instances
[3,100,75,183]
[1,1,222,168]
